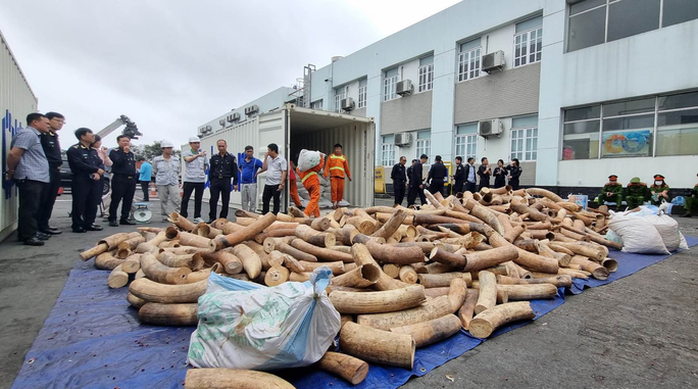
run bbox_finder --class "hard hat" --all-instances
[161,140,174,148]
[188,136,201,143]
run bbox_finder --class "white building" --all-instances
[200,0,698,192]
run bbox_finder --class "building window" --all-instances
[358,79,367,108]
[455,124,478,161]
[381,135,396,166]
[310,100,323,110]
[514,17,542,67]
[384,68,398,102]
[567,0,696,52]
[415,130,431,159]
[335,91,345,113]
[458,48,481,82]
[418,56,434,92]
[562,91,698,159]
[510,115,538,161]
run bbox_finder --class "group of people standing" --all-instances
[390,154,522,207]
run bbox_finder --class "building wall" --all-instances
[0,30,38,242]
[380,90,432,134]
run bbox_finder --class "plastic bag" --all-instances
[187,268,341,371]
[298,149,324,172]
[607,213,669,255]
[644,214,681,252]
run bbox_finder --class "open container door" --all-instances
[287,104,375,210]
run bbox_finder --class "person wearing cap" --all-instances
[297,154,325,218]
[625,177,650,209]
[137,156,152,201]
[683,173,698,217]
[649,174,670,205]
[67,127,104,233]
[152,141,181,222]
[108,135,137,226]
[597,175,623,208]
[324,143,351,209]
[181,136,208,223]
[208,139,239,221]
[407,154,428,207]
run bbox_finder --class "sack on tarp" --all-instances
[607,212,670,255]
[187,268,341,371]
[644,214,681,252]
[298,149,324,172]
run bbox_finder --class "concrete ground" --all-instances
[1,195,697,389]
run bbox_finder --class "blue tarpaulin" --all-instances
[12,236,697,389]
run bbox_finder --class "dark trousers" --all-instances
[509,179,520,191]
[17,179,46,241]
[208,178,231,220]
[465,181,477,193]
[72,176,100,230]
[407,185,427,207]
[479,180,490,192]
[429,180,444,196]
[394,182,406,206]
[36,166,61,231]
[453,180,464,195]
[109,175,136,222]
[182,182,205,218]
[262,184,281,215]
[140,180,150,201]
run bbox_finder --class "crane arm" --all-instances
[96,115,142,140]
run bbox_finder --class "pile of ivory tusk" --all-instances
[80,186,621,388]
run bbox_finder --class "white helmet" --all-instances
[188,136,201,143]
[161,140,174,148]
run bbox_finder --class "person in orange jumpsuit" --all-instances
[297,155,324,218]
[288,161,303,210]
[324,143,351,209]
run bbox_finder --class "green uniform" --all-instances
[650,184,670,205]
[598,182,623,205]
[625,183,650,209]
[684,184,698,215]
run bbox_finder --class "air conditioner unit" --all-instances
[396,79,412,96]
[218,119,225,126]
[482,51,505,73]
[394,132,413,146]
[341,97,355,111]
[198,127,206,135]
[244,105,259,115]
[478,119,503,137]
[226,113,240,123]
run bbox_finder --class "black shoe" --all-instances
[120,219,136,225]
[109,220,119,227]
[683,213,692,218]
[23,237,45,246]
[86,224,103,231]
[72,227,87,233]
[207,220,215,224]
[40,227,62,235]
[36,232,51,240]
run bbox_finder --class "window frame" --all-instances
[458,47,482,82]
[334,92,345,113]
[381,135,396,167]
[358,85,367,108]
[418,63,434,92]
[415,131,431,159]
[510,118,538,161]
[383,74,399,102]
[513,27,543,68]
[310,100,323,110]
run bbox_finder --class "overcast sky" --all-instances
[1,0,459,149]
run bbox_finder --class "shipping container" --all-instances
[198,104,375,213]
[0,29,39,242]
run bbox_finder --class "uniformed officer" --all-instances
[597,174,623,208]
[207,139,238,222]
[683,173,698,217]
[407,154,428,207]
[625,177,650,209]
[36,112,65,235]
[427,155,448,196]
[67,128,104,233]
[650,174,671,205]
[390,156,407,206]
[452,156,465,194]
[108,135,137,226]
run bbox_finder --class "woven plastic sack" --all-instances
[644,213,681,252]
[298,149,323,172]
[608,213,669,255]
[187,268,341,371]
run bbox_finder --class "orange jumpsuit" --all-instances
[324,153,351,203]
[288,167,302,208]
[297,156,324,218]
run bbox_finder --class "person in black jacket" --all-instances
[391,156,407,206]
[67,128,104,233]
[477,157,491,191]
[493,159,507,188]
[464,157,477,193]
[36,112,65,235]
[427,155,448,196]
[452,156,465,194]
[208,139,239,222]
[507,158,522,190]
[108,135,137,226]
[407,154,428,207]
